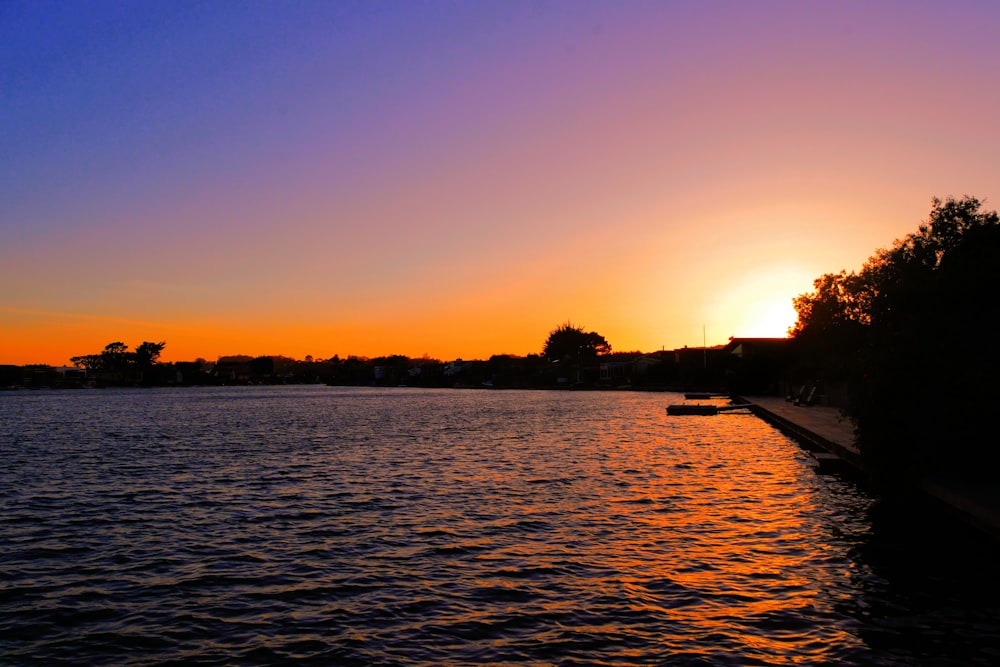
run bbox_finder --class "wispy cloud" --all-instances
[0,307,182,329]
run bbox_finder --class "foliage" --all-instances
[542,322,611,361]
[135,341,166,367]
[250,356,275,379]
[790,271,871,338]
[71,341,166,374]
[791,196,1000,483]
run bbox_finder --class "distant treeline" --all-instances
[6,322,779,392]
[1,347,754,392]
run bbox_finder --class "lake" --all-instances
[2,386,998,665]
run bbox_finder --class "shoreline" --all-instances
[739,395,1000,542]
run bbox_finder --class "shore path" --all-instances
[740,395,862,469]
[742,395,1000,541]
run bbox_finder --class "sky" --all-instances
[3,0,1000,365]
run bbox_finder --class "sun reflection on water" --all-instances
[1,387,996,665]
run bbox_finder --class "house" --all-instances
[214,356,253,383]
[723,337,792,396]
[599,353,636,383]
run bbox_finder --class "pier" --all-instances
[666,403,753,415]
[741,395,1000,541]
[738,396,862,471]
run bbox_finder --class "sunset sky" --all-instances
[4,1,1000,365]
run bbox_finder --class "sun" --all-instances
[706,267,809,341]
[740,298,798,338]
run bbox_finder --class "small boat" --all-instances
[667,403,753,416]
[668,404,719,415]
[684,392,728,399]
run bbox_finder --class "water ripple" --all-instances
[2,387,999,665]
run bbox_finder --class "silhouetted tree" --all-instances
[69,341,167,385]
[69,353,104,372]
[102,341,130,372]
[792,196,1000,484]
[542,322,611,361]
[135,341,165,368]
[788,271,869,397]
[250,356,275,380]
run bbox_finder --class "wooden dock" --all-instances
[739,395,1000,541]
[667,403,753,416]
[736,395,863,471]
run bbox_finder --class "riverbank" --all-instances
[739,396,862,471]
[741,395,1000,541]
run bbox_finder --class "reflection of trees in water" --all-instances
[850,493,1000,664]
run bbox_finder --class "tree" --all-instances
[791,196,1000,484]
[70,353,104,372]
[70,341,167,382]
[101,342,131,372]
[250,355,275,380]
[542,322,611,361]
[788,271,870,396]
[135,341,166,368]
[790,271,870,339]
[854,197,999,480]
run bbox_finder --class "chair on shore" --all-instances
[787,385,805,403]
[795,386,817,406]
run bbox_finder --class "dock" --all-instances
[667,403,753,416]
[737,395,862,471]
[740,395,1000,541]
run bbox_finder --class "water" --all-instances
[2,386,998,666]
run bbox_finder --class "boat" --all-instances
[666,403,754,416]
[667,404,719,415]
